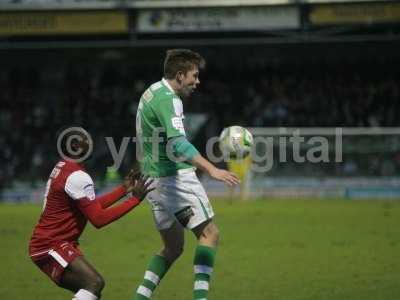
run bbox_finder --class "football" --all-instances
[219,125,254,159]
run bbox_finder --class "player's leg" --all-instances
[134,177,185,299]
[134,221,184,300]
[59,256,105,300]
[191,220,219,300]
[171,171,218,300]
[192,219,219,247]
[30,242,104,299]
[159,220,185,265]
[156,170,217,300]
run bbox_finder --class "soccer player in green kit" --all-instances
[134,49,239,300]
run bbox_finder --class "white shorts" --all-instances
[146,169,214,230]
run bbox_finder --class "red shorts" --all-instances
[30,241,83,284]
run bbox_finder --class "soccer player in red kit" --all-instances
[29,127,153,300]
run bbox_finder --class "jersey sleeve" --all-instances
[77,196,141,229]
[154,97,186,138]
[65,170,96,201]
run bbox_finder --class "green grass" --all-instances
[1,199,399,300]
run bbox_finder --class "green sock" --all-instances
[134,255,169,300]
[193,245,217,300]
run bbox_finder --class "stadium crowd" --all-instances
[1,53,399,187]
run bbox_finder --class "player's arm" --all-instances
[155,96,186,139]
[95,185,127,209]
[78,175,153,229]
[65,171,153,229]
[77,196,141,229]
[95,169,141,209]
[190,152,240,187]
[169,136,239,187]
[155,96,239,187]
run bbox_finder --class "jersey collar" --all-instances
[162,78,176,95]
[62,158,85,171]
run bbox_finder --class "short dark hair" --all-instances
[163,49,205,79]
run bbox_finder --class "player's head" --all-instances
[163,49,205,99]
[56,126,93,163]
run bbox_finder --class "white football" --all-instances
[219,126,253,159]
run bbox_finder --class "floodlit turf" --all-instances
[1,198,399,300]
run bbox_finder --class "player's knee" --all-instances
[170,245,184,260]
[87,273,105,294]
[202,222,220,245]
[209,223,220,243]
[94,274,105,292]
[175,244,184,258]
[163,245,184,262]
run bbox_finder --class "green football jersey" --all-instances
[136,79,194,177]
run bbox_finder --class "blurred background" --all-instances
[1,0,400,201]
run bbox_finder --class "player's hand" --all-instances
[130,175,155,201]
[123,169,140,193]
[209,168,240,187]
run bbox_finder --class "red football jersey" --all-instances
[29,160,96,255]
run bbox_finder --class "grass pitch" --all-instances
[0,198,399,300]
